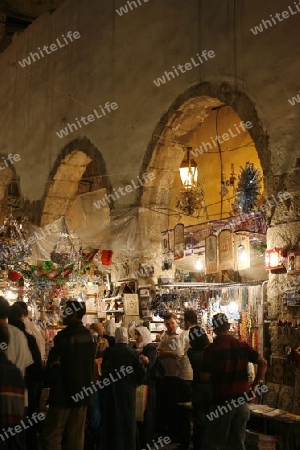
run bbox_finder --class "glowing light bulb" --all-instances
[195,256,204,271]
[6,290,17,300]
[238,245,248,263]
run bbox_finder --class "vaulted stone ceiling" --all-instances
[0,0,65,52]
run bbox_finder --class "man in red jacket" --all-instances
[201,313,267,450]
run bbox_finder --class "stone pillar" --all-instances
[266,164,300,357]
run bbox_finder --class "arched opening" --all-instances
[139,82,269,279]
[40,138,111,226]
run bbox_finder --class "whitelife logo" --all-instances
[250,2,300,35]
[191,121,253,157]
[0,413,45,443]
[141,436,171,450]
[116,0,150,16]
[55,101,118,139]
[0,223,59,263]
[206,385,268,421]
[288,90,300,106]
[153,50,215,87]
[18,31,81,68]
[93,172,155,209]
[71,365,133,402]
[0,153,21,171]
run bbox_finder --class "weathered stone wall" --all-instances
[0,0,299,205]
[0,0,300,355]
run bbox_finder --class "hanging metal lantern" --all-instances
[50,217,79,267]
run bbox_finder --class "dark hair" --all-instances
[212,313,229,332]
[8,303,27,330]
[189,326,209,350]
[163,312,177,321]
[0,323,9,349]
[65,301,86,319]
[184,310,198,325]
[0,297,9,319]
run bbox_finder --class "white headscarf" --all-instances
[105,319,116,337]
[135,326,152,347]
[115,327,128,344]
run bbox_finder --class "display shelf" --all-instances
[103,296,123,301]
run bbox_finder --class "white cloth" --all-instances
[174,329,193,381]
[158,330,181,377]
[24,317,46,361]
[135,326,152,347]
[6,324,33,409]
[6,324,33,376]
[115,327,128,344]
[105,318,116,337]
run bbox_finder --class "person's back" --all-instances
[47,321,94,407]
[7,324,33,376]
[206,333,259,403]
[42,301,94,450]
[201,313,267,450]
[100,327,145,450]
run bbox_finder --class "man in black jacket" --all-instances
[41,301,94,450]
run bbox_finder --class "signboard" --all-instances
[123,294,139,316]
[218,230,234,271]
[205,234,218,274]
[174,223,185,260]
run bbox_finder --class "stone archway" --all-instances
[40,138,111,226]
[138,82,269,260]
[139,81,300,362]
[142,82,269,176]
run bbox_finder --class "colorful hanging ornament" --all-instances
[101,250,113,266]
[0,215,31,266]
[7,270,21,282]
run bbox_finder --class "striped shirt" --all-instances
[202,334,259,404]
[0,353,25,428]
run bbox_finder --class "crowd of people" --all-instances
[0,297,267,450]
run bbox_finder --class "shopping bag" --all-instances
[135,384,149,422]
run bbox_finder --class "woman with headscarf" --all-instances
[100,327,146,450]
[133,326,157,448]
[103,318,116,347]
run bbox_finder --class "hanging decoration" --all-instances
[174,223,185,260]
[0,215,31,266]
[205,234,218,274]
[176,147,206,217]
[234,234,250,271]
[234,162,262,213]
[101,250,113,266]
[265,248,287,271]
[176,187,205,217]
[22,249,99,281]
[7,270,21,282]
[218,230,234,271]
[50,217,79,267]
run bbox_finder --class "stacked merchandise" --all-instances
[245,430,277,450]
